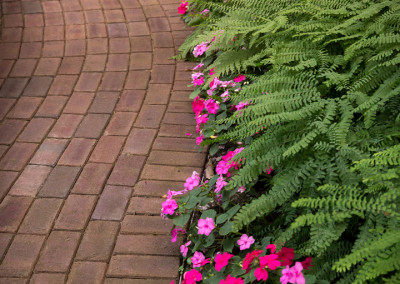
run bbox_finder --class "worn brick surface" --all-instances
[123,128,157,155]
[38,166,80,198]
[92,185,131,221]
[114,234,180,255]
[107,154,145,186]
[67,262,107,284]
[30,138,68,166]
[0,3,203,282]
[89,136,125,163]
[107,255,178,278]
[0,234,45,277]
[18,198,62,234]
[58,138,96,166]
[9,165,52,197]
[55,195,97,230]
[35,231,81,273]
[0,196,32,233]
[76,221,119,261]
[72,163,112,194]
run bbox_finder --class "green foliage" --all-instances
[176,0,400,282]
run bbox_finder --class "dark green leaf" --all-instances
[219,221,233,235]
[173,213,191,227]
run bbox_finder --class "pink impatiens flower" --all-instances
[183,269,202,284]
[237,186,246,193]
[201,9,210,15]
[266,243,277,253]
[191,251,205,268]
[209,68,215,76]
[260,254,281,270]
[197,217,215,236]
[237,234,255,250]
[196,113,209,125]
[278,247,295,266]
[161,198,178,215]
[301,257,314,270]
[280,262,305,284]
[242,250,263,272]
[171,228,178,242]
[214,252,234,271]
[209,77,221,90]
[193,42,210,57]
[215,175,227,193]
[205,99,219,114]
[180,241,191,257]
[193,62,204,70]
[184,171,200,191]
[178,1,188,15]
[254,267,268,281]
[234,74,246,82]
[219,275,244,284]
[235,101,249,111]
[192,72,204,86]
[192,96,205,116]
[221,90,230,102]
[196,134,204,145]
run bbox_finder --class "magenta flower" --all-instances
[260,254,281,270]
[205,99,219,114]
[161,198,178,215]
[185,132,192,136]
[183,269,202,284]
[219,275,244,284]
[180,241,191,257]
[266,243,276,253]
[216,160,230,175]
[234,74,246,82]
[191,251,205,268]
[237,234,255,250]
[196,113,208,125]
[197,217,215,236]
[209,68,215,76]
[254,267,268,281]
[184,171,200,191]
[301,257,313,270]
[171,228,178,242]
[178,1,188,15]
[278,247,295,266]
[215,175,227,193]
[196,134,204,145]
[215,252,234,271]
[210,77,221,90]
[193,42,210,57]
[192,96,205,116]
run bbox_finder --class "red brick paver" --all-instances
[0,0,201,282]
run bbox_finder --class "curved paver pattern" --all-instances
[0,0,203,282]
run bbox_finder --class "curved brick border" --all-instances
[0,0,204,282]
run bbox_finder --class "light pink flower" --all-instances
[209,77,221,90]
[220,80,234,88]
[207,89,214,96]
[254,267,268,281]
[215,175,227,193]
[197,217,215,236]
[289,262,305,284]
[167,190,185,199]
[184,171,200,191]
[177,1,188,15]
[237,234,255,250]
[260,254,281,270]
[201,9,210,15]
[205,99,219,114]
[183,269,202,284]
[280,265,292,284]
[180,241,191,257]
[196,134,204,145]
[193,42,209,57]
[234,74,246,82]
[237,186,246,193]
[161,198,178,215]
[192,72,204,86]
[235,101,249,111]
[191,251,205,268]
[214,252,234,271]
[171,228,178,242]
[221,90,230,102]
[193,62,204,70]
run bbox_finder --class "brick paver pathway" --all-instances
[0,0,205,282]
